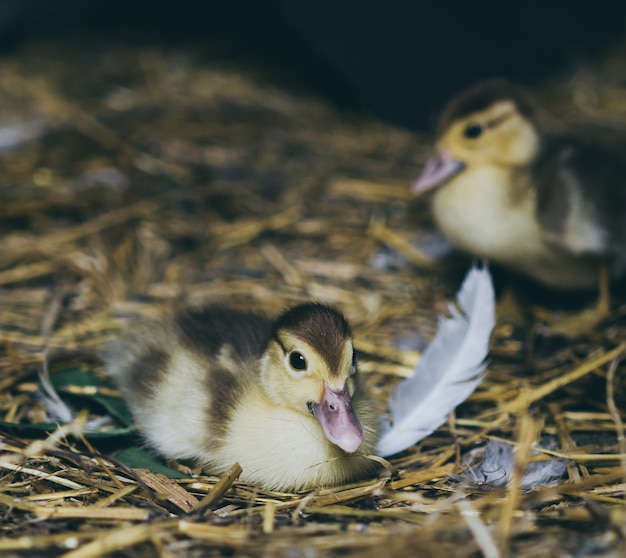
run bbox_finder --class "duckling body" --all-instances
[413,80,626,290]
[106,304,378,492]
[431,151,602,289]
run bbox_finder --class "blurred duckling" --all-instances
[412,80,626,332]
[105,303,378,492]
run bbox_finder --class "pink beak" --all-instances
[412,150,465,195]
[311,383,363,454]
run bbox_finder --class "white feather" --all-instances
[376,266,495,457]
[37,351,74,424]
[461,440,567,489]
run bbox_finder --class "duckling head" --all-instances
[413,80,541,194]
[260,303,364,454]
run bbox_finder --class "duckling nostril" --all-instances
[310,384,363,453]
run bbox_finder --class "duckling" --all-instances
[105,303,379,492]
[412,80,626,330]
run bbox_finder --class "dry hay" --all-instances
[0,36,625,558]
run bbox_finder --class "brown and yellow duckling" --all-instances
[105,303,379,492]
[412,80,626,331]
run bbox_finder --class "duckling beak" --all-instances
[311,383,363,453]
[412,150,465,194]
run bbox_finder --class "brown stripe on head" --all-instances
[272,303,353,377]
[438,80,537,136]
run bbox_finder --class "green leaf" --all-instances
[51,367,134,426]
[114,447,187,478]
[0,421,57,433]
[0,419,136,439]
[0,366,137,440]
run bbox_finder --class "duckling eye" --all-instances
[288,351,307,371]
[464,123,483,139]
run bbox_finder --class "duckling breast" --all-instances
[213,388,379,491]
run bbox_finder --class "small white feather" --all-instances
[37,352,74,424]
[376,266,495,457]
[461,440,567,489]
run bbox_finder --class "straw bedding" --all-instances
[0,37,625,557]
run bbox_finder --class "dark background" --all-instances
[3,0,626,130]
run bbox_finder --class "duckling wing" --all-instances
[104,307,274,462]
[533,138,626,270]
